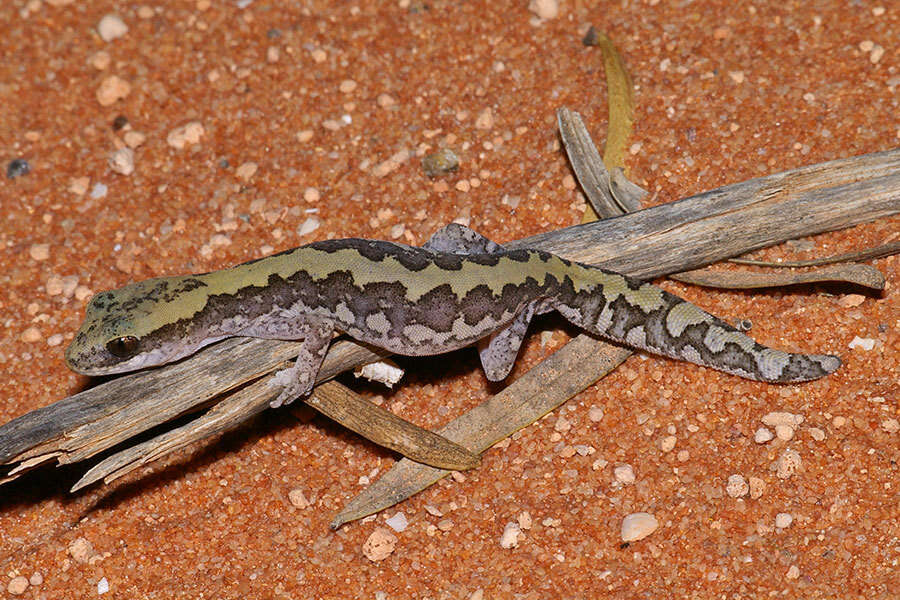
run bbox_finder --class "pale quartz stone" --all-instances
[621,513,659,542]
[726,474,749,498]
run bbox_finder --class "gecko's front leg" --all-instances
[240,315,335,408]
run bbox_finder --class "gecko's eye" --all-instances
[106,335,140,358]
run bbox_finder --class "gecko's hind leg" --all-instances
[478,300,553,381]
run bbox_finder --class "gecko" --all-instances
[65,224,840,407]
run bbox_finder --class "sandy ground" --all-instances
[0,1,897,598]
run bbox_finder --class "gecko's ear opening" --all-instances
[106,335,140,358]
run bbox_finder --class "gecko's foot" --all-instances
[268,367,315,408]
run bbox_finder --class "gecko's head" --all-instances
[65,276,210,376]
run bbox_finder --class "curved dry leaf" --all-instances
[671,263,885,290]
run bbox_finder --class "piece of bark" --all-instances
[72,379,479,492]
[670,263,886,290]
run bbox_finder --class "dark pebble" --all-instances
[7,158,30,179]
[422,148,459,177]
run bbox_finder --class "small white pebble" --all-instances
[108,147,134,175]
[436,519,453,532]
[588,406,604,422]
[75,285,93,301]
[89,50,111,70]
[29,243,50,261]
[554,416,571,432]
[297,217,320,236]
[167,121,205,149]
[288,488,310,508]
[754,427,774,444]
[774,424,795,441]
[517,511,533,530]
[499,522,522,548]
[660,435,677,452]
[726,474,749,498]
[97,577,109,594]
[775,513,793,529]
[809,427,826,441]
[47,334,64,347]
[728,70,745,84]
[362,528,397,561]
[46,276,64,295]
[339,79,358,93]
[475,107,494,130]
[848,336,876,351]
[621,512,658,542]
[90,182,108,199]
[776,449,802,479]
[881,419,899,434]
[123,131,147,148]
[869,45,885,64]
[528,0,559,20]
[7,576,28,595]
[385,512,408,532]
[373,149,410,177]
[376,93,396,108]
[97,14,128,42]
[21,327,42,343]
[28,573,42,586]
[68,537,94,563]
[303,187,320,202]
[591,457,608,471]
[614,464,635,485]
[574,444,594,456]
[785,565,800,580]
[296,129,314,143]
[96,75,131,106]
[749,476,765,499]
[235,162,258,182]
[832,416,847,428]
[762,412,804,428]
[69,176,90,196]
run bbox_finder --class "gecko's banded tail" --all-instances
[553,266,841,383]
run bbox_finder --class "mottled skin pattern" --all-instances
[66,225,841,407]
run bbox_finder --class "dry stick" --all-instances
[519,148,900,279]
[73,379,479,492]
[301,381,480,471]
[1,148,898,490]
[670,263,886,290]
[728,241,900,268]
